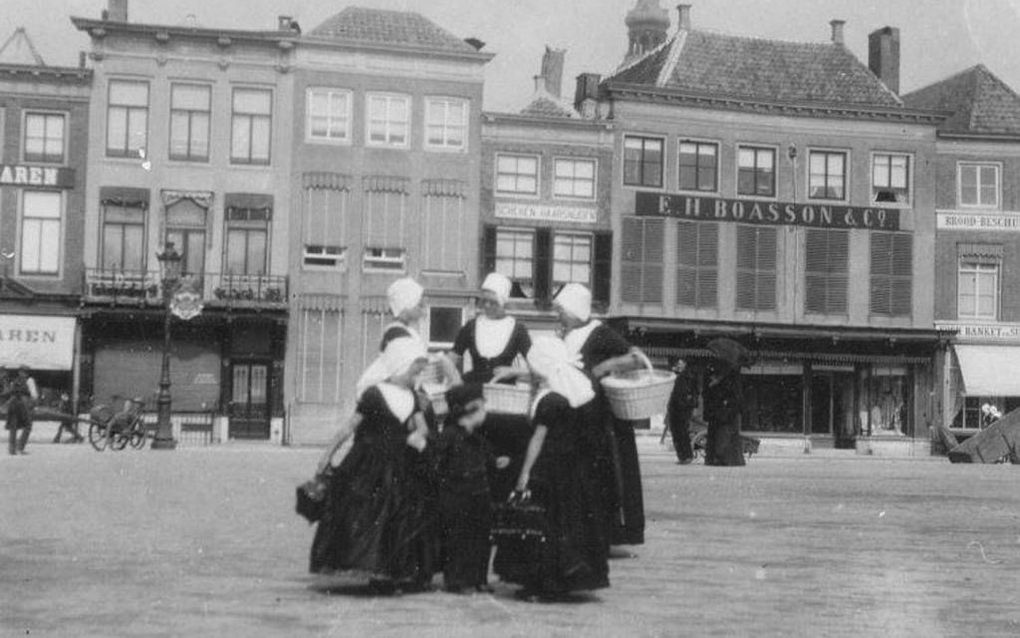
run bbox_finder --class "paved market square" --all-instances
[3,439,1019,637]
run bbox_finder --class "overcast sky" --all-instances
[5,0,1020,112]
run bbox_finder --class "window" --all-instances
[24,112,66,163]
[870,231,912,317]
[808,150,847,201]
[496,154,539,195]
[552,233,592,287]
[495,228,535,295]
[165,198,208,276]
[231,88,272,164]
[20,191,61,274]
[428,306,464,347]
[736,225,777,311]
[738,146,775,197]
[804,229,849,314]
[425,97,467,150]
[303,175,351,270]
[304,245,346,269]
[367,93,409,147]
[621,217,664,303]
[107,80,149,157]
[297,307,344,404]
[102,202,145,271]
[169,83,211,161]
[872,153,910,204]
[676,221,718,308]
[421,182,468,274]
[678,140,717,192]
[958,261,998,320]
[959,163,1000,208]
[623,135,663,187]
[225,206,270,276]
[363,247,405,271]
[554,158,596,199]
[306,88,351,142]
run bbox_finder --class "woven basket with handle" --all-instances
[601,352,676,420]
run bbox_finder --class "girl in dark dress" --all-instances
[310,338,435,592]
[496,336,609,600]
[450,272,532,501]
[554,283,648,547]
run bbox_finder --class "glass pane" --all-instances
[575,161,594,178]
[390,98,408,122]
[873,162,887,188]
[226,230,246,274]
[232,366,250,403]
[553,239,570,260]
[232,117,250,158]
[758,150,773,170]
[980,166,997,189]
[758,169,775,195]
[737,168,754,194]
[251,117,271,160]
[980,184,997,206]
[624,137,643,151]
[167,199,206,226]
[169,112,190,155]
[446,126,464,147]
[24,191,61,218]
[738,148,754,168]
[573,264,590,282]
[309,90,328,115]
[191,115,209,157]
[25,114,45,137]
[699,144,716,158]
[247,230,267,275]
[828,153,844,175]
[574,239,591,262]
[250,366,267,403]
[389,122,407,145]
[810,153,826,174]
[20,220,41,271]
[553,262,570,283]
[126,109,147,152]
[890,163,907,189]
[102,226,123,269]
[173,84,209,110]
[111,81,147,106]
[185,232,205,274]
[234,89,271,114]
[518,177,536,193]
[107,108,126,152]
[39,219,60,272]
[124,225,144,270]
[518,157,537,175]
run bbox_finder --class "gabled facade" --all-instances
[904,65,1020,433]
[582,2,945,450]
[286,7,492,443]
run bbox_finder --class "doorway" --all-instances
[810,370,856,446]
[229,361,270,439]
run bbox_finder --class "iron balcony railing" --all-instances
[84,269,288,307]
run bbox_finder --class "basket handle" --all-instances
[634,350,655,378]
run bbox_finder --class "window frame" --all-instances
[100,199,148,272]
[622,134,665,189]
[424,96,468,152]
[362,247,406,273]
[305,87,352,145]
[168,82,212,163]
[230,86,273,166]
[736,144,778,199]
[552,157,597,201]
[302,244,346,271]
[495,153,541,198]
[552,231,594,288]
[494,226,537,294]
[870,151,913,207]
[365,92,411,149]
[806,148,850,203]
[426,305,466,349]
[18,189,63,276]
[224,206,271,277]
[22,110,68,165]
[677,138,719,194]
[106,79,150,159]
[957,161,1001,209]
[957,260,999,320]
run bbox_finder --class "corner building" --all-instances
[583,3,944,450]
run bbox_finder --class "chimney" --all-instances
[829,19,845,45]
[574,73,601,117]
[278,15,293,31]
[677,4,692,30]
[540,46,566,98]
[107,0,128,22]
[868,26,901,94]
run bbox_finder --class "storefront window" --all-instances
[859,366,911,436]
[742,366,803,433]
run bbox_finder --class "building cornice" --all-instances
[0,63,91,84]
[602,81,947,125]
[70,16,294,47]
[482,111,614,131]
[298,35,494,63]
[936,131,1020,143]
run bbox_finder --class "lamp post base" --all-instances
[150,435,177,450]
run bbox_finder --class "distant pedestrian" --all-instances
[52,392,84,444]
[665,358,698,464]
[703,339,750,467]
[6,366,38,455]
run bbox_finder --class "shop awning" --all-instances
[0,314,76,370]
[955,345,1020,396]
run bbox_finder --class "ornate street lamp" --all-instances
[152,241,182,450]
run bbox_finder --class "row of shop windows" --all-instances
[620,217,913,316]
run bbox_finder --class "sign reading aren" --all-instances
[0,164,75,189]
[635,192,901,231]
[0,315,76,370]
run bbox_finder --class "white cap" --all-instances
[386,278,424,317]
[381,337,428,379]
[481,272,512,306]
[553,283,592,322]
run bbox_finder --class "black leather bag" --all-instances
[295,469,332,523]
[490,491,548,543]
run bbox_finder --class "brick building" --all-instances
[72,1,294,440]
[579,2,945,450]
[285,8,492,443]
[903,65,1020,434]
[0,28,91,409]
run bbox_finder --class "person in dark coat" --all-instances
[702,338,750,467]
[52,392,84,444]
[433,383,507,593]
[5,366,37,455]
[664,358,698,464]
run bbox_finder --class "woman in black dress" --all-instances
[496,336,609,600]
[449,272,532,501]
[554,283,648,547]
[703,338,750,467]
[310,337,435,592]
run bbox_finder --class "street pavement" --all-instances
[2,438,1019,637]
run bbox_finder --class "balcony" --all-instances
[84,269,288,309]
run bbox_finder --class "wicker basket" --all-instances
[483,383,533,415]
[601,352,676,420]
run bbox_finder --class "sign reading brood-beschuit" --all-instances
[635,192,901,231]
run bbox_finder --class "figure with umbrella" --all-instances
[703,338,752,467]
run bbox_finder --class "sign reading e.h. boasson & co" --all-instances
[636,192,901,231]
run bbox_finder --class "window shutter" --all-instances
[533,227,552,304]
[621,217,643,303]
[804,229,827,314]
[697,223,719,308]
[891,233,913,316]
[736,225,757,310]
[676,221,698,306]
[593,231,613,306]
[642,218,665,303]
[756,227,777,310]
[482,225,496,278]
[870,232,893,315]
[805,230,848,314]
[827,231,849,314]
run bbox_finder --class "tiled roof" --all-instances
[520,96,574,118]
[610,29,902,108]
[901,65,1020,136]
[309,6,477,54]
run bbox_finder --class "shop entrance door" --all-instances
[810,371,856,446]
[229,362,270,439]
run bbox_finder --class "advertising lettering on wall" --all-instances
[635,192,901,231]
[495,202,598,224]
[0,165,75,189]
[0,315,76,370]
[936,212,1020,232]
[936,322,1020,342]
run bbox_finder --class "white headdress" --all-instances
[481,272,512,307]
[387,278,424,317]
[554,283,592,322]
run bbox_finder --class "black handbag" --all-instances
[295,469,332,523]
[490,491,548,543]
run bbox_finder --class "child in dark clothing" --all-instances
[433,383,508,593]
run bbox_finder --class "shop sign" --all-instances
[0,164,75,189]
[0,314,76,370]
[936,211,1020,232]
[170,289,203,321]
[495,202,597,224]
[636,192,901,230]
[936,322,1020,342]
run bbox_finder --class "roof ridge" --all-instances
[656,30,687,87]
[901,64,983,99]
[686,26,834,48]
[614,36,672,76]
[974,64,1020,103]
